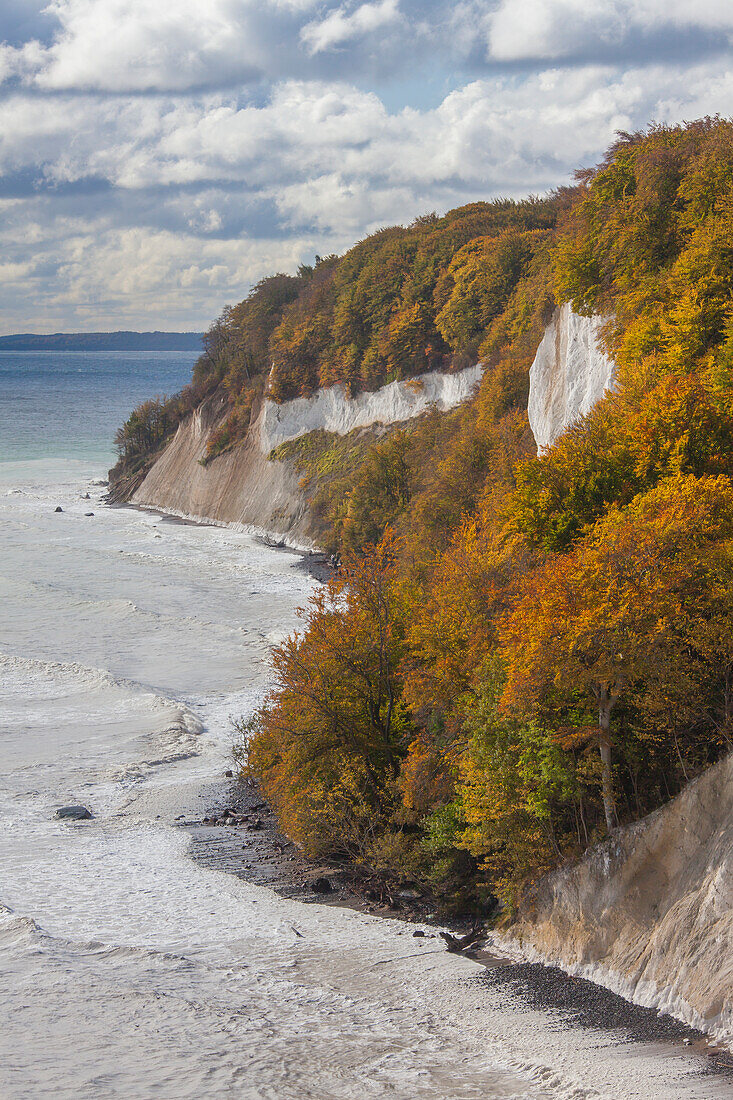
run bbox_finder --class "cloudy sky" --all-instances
[1,0,732,333]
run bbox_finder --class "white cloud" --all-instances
[486,0,733,61]
[301,0,401,54]
[0,0,406,94]
[1,0,731,96]
[39,0,265,91]
[0,214,323,330]
[0,0,309,93]
[0,259,35,281]
[0,39,44,82]
[14,63,719,205]
[1,1,733,330]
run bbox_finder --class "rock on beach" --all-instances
[55,805,93,821]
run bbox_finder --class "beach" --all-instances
[0,447,731,1099]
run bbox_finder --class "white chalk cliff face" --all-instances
[132,364,483,542]
[522,306,733,1047]
[260,364,483,452]
[528,303,616,452]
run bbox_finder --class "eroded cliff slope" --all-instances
[120,299,615,536]
[123,305,732,1049]
[527,303,616,452]
[131,390,312,542]
[129,364,483,542]
[501,751,733,1046]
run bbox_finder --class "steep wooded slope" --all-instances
[113,121,733,1049]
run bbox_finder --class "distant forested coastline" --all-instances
[0,331,203,351]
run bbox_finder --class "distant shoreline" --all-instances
[0,331,203,352]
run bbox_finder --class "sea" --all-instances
[0,350,730,1100]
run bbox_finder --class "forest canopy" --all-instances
[118,118,733,914]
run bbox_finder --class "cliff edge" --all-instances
[127,364,483,543]
[115,301,733,1048]
[508,303,733,1048]
[130,389,312,543]
[119,299,614,532]
[501,751,733,1047]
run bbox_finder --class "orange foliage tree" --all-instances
[501,475,733,831]
[403,499,531,721]
[246,532,411,858]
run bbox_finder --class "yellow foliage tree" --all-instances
[403,498,531,719]
[501,474,733,831]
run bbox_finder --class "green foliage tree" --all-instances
[341,432,412,550]
[114,397,172,468]
[458,672,577,909]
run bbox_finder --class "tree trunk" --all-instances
[598,689,618,831]
[724,667,733,747]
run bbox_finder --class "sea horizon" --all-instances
[0,349,197,468]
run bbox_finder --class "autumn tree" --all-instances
[341,432,412,550]
[246,532,411,857]
[403,499,531,721]
[225,273,304,389]
[435,229,547,354]
[122,118,733,906]
[513,373,733,550]
[554,118,733,386]
[114,396,172,466]
[501,475,733,830]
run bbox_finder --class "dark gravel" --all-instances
[481,960,733,1077]
[290,551,334,584]
[184,778,733,1083]
[253,534,335,584]
[185,779,371,908]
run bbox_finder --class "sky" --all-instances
[1,1,732,333]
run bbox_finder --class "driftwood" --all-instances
[439,924,485,954]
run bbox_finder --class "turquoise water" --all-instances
[0,350,198,467]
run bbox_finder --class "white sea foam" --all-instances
[0,461,727,1100]
[133,500,318,551]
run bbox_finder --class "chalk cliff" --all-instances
[527,303,616,452]
[122,306,733,1049]
[126,301,618,532]
[129,364,483,542]
[260,365,483,451]
[499,751,733,1047]
[131,389,313,543]
[499,303,733,1047]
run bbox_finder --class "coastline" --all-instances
[107,494,733,1080]
[111,496,333,579]
[6,466,731,1098]
[182,775,733,1080]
